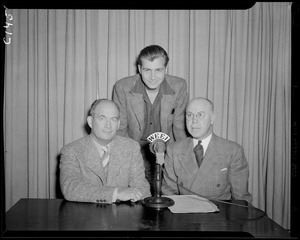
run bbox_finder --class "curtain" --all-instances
[3,2,291,229]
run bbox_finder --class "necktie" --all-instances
[193,140,204,168]
[101,146,109,172]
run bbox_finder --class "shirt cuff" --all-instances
[112,188,118,202]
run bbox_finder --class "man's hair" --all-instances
[187,97,215,113]
[203,98,214,113]
[88,98,120,117]
[137,45,169,67]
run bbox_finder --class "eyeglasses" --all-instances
[186,112,206,121]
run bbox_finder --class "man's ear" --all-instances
[87,116,93,129]
[138,65,141,74]
[211,114,215,125]
[117,119,120,130]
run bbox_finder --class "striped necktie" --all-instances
[101,146,109,172]
[193,140,204,168]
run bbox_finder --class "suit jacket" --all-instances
[162,134,252,203]
[112,74,189,143]
[59,135,151,203]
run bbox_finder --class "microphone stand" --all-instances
[142,142,175,209]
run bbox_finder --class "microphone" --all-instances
[142,132,175,209]
[149,139,166,165]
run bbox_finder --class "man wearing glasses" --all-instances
[162,97,252,203]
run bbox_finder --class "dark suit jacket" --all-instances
[59,135,151,203]
[162,134,252,203]
[112,74,189,143]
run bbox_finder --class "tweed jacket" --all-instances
[59,135,151,203]
[112,74,189,143]
[162,133,252,203]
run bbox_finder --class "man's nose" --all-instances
[192,114,198,123]
[105,119,111,128]
[150,70,155,80]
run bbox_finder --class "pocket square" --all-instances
[220,168,228,171]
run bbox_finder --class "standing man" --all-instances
[59,99,151,203]
[113,45,189,194]
[162,97,252,203]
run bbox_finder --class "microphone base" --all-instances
[142,196,175,209]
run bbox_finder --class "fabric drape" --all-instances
[3,3,291,229]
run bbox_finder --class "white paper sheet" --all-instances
[166,195,219,213]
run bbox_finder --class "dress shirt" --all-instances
[130,78,175,143]
[193,133,212,156]
[92,138,118,202]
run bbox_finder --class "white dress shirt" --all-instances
[92,138,118,202]
[193,133,212,156]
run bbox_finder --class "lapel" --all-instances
[106,137,122,184]
[190,133,225,192]
[176,138,199,181]
[85,136,123,185]
[85,136,107,184]
[160,94,175,131]
[128,76,176,134]
[128,92,144,132]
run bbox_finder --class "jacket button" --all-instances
[216,184,220,187]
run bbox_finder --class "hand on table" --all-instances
[117,187,143,202]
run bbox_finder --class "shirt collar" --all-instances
[130,76,145,94]
[91,137,111,154]
[193,133,212,155]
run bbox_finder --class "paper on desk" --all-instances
[166,195,219,213]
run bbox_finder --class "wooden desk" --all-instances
[4,198,290,238]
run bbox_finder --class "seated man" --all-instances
[59,99,151,204]
[162,97,252,203]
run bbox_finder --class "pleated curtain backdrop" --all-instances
[3,2,291,229]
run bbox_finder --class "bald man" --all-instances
[162,97,252,203]
[59,99,151,204]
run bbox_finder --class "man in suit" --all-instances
[162,97,252,202]
[59,99,151,204]
[113,45,189,194]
